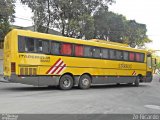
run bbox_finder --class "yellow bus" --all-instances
[3,29,153,90]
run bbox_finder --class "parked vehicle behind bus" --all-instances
[3,29,153,90]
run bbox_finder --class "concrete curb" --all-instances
[0,78,9,83]
[0,80,8,83]
[0,76,8,83]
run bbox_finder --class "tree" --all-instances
[94,9,151,47]
[0,0,15,43]
[94,10,126,43]
[21,0,114,39]
[124,20,151,48]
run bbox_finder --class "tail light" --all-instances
[11,62,16,72]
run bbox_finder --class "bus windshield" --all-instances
[147,54,152,68]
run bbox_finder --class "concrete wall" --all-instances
[0,49,3,75]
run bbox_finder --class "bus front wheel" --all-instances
[78,75,91,89]
[59,74,74,90]
[134,76,140,87]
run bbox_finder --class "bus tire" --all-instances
[134,76,140,87]
[78,75,91,89]
[59,74,74,90]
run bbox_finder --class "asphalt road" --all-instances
[0,75,160,114]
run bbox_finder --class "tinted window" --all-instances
[51,42,60,55]
[25,37,35,52]
[129,52,135,61]
[116,50,122,60]
[75,45,84,56]
[84,46,92,57]
[137,53,144,62]
[42,41,49,53]
[102,49,109,59]
[123,51,129,61]
[93,47,101,58]
[136,53,141,62]
[140,53,145,62]
[18,36,25,52]
[37,40,43,52]
[61,43,72,56]
[110,50,116,59]
[37,40,49,53]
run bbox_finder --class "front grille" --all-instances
[20,67,37,75]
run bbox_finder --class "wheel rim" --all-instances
[82,78,89,86]
[63,77,71,88]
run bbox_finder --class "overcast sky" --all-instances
[14,0,160,51]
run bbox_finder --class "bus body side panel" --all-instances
[14,53,148,86]
[3,32,12,77]
[4,29,152,86]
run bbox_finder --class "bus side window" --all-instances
[92,47,101,58]
[136,53,141,62]
[140,53,145,62]
[25,37,35,52]
[50,42,60,55]
[116,50,123,60]
[42,41,49,54]
[75,45,84,57]
[37,40,43,52]
[123,51,129,61]
[84,46,92,57]
[61,43,72,56]
[109,49,116,60]
[102,49,109,59]
[18,36,25,52]
[37,40,49,53]
[129,52,135,61]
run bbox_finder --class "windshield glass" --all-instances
[147,54,152,68]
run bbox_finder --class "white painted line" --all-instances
[144,105,160,110]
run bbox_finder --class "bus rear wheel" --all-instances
[134,76,140,87]
[78,75,91,89]
[59,74,74,90]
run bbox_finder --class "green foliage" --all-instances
[156,62,160,69]
[124,20,152,47]
[153,56,160,69]
[93,9,151,47]
[21,0,151,48]
[0,0,15,42]
[94,10,126,43]
[21,0,114,39]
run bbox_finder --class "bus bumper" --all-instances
[5,75,61,86]
[144,76,153,82]
[144,72,153,82]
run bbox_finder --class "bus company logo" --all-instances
[132,71,137,76]
[46,58,66,75]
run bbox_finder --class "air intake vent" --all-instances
[20,67,37,75]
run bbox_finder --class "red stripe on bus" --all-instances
[51,61,64,74]
[46,58,61,74]
[56,64,66,75]
[132,71,136,75]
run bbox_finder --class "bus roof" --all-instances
[12,29,148,53]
